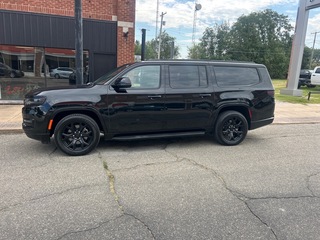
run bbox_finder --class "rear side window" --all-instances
[169,65,207,89]
[214,66,260,86]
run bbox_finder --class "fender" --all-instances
[48,105,108,134]
[211,100,252,130]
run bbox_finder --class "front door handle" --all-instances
[199,93,211,98]
[148,95,162,99]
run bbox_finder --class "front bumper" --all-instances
[22,106,51,144]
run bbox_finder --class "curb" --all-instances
[0,129,24,134]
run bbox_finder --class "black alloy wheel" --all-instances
[214,111,248,146]
[54,73,60,79]
[54,114,100,156]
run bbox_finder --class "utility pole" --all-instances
[141,29,146,61]
[158,12,166,59]
[192,3,202,45]
[310,31,320,69]
[75,0,83,85]
[155,0,159,39]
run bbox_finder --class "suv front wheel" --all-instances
[54,114,100,156]
[214,111,248,146]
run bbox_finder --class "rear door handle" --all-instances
[148,95,162,99]
[199,93,211,98]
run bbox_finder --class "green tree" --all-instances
[135,32,179,60]
[188,22,231,60]
[134,40,141,55]
[301,46,311,69]
[228,9,293,78]
[308,48,320,69]
[189,9,294,78]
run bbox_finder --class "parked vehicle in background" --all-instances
[0,63,24,78]
[299,69,313,79]
[68,70,89,85]
[68,71,76,84]
[298,69,315,89]
[50,67,74,79]
[22,60,275,156]
[310,66,320,86]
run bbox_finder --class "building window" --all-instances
[0,44,89,100]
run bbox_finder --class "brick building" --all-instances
[0,0,135,101]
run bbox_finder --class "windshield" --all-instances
[93,64,132,85]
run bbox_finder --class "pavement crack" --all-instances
[0,184,105,212]
[244,201,279,240]
[49,146,58,156]
[99,152,124,213]
[306,172,320,197]
[112,160,183,173]
[55,216,124,240]
[180,158,279,239]
[125,213,156,240]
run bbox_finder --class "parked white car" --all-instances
[50,67,74,79]
[310,66,320,86]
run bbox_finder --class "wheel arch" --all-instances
[215,104,251,129]
[49,109,106,136]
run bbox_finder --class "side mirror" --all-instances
[112,77,132,89]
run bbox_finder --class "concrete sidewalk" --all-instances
[0,102,320,134]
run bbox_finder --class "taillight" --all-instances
[267,90,275,97]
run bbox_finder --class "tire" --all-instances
[54,73,60,79]
[214,111,248,146]
[10,72,16,78]
[54,114,100,156]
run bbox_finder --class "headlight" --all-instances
[24,96,47,106]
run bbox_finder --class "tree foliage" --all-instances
[135,31,179,60]
[188,23,230,60]
[188,9,294,78]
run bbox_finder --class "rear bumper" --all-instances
[250,117,274,130]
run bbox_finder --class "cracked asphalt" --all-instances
[1,123,320,240]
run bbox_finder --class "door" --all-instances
[164,64,215,131]
[107,64,166,134]
[311,67,320,85]
[93,53,117,80]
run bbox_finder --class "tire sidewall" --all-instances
[214,111,248,146]
[54,114,100,156]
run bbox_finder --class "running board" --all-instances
[112,131,206,141]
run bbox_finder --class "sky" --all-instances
[134,0,320,58]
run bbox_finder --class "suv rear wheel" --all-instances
[54,114,100,156]
[214,111,248,146]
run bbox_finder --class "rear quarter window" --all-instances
[214,66,260,87]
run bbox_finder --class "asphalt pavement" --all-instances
[1,124,320,239]
[1,102,320,240]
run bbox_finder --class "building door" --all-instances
[93,53,116,81]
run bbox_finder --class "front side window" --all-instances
[169,65,207,89]
[123,65,160,89]
[214,66,260,86]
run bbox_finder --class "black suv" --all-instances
[22,60,275,156]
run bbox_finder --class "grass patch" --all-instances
[273,79,320,104]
